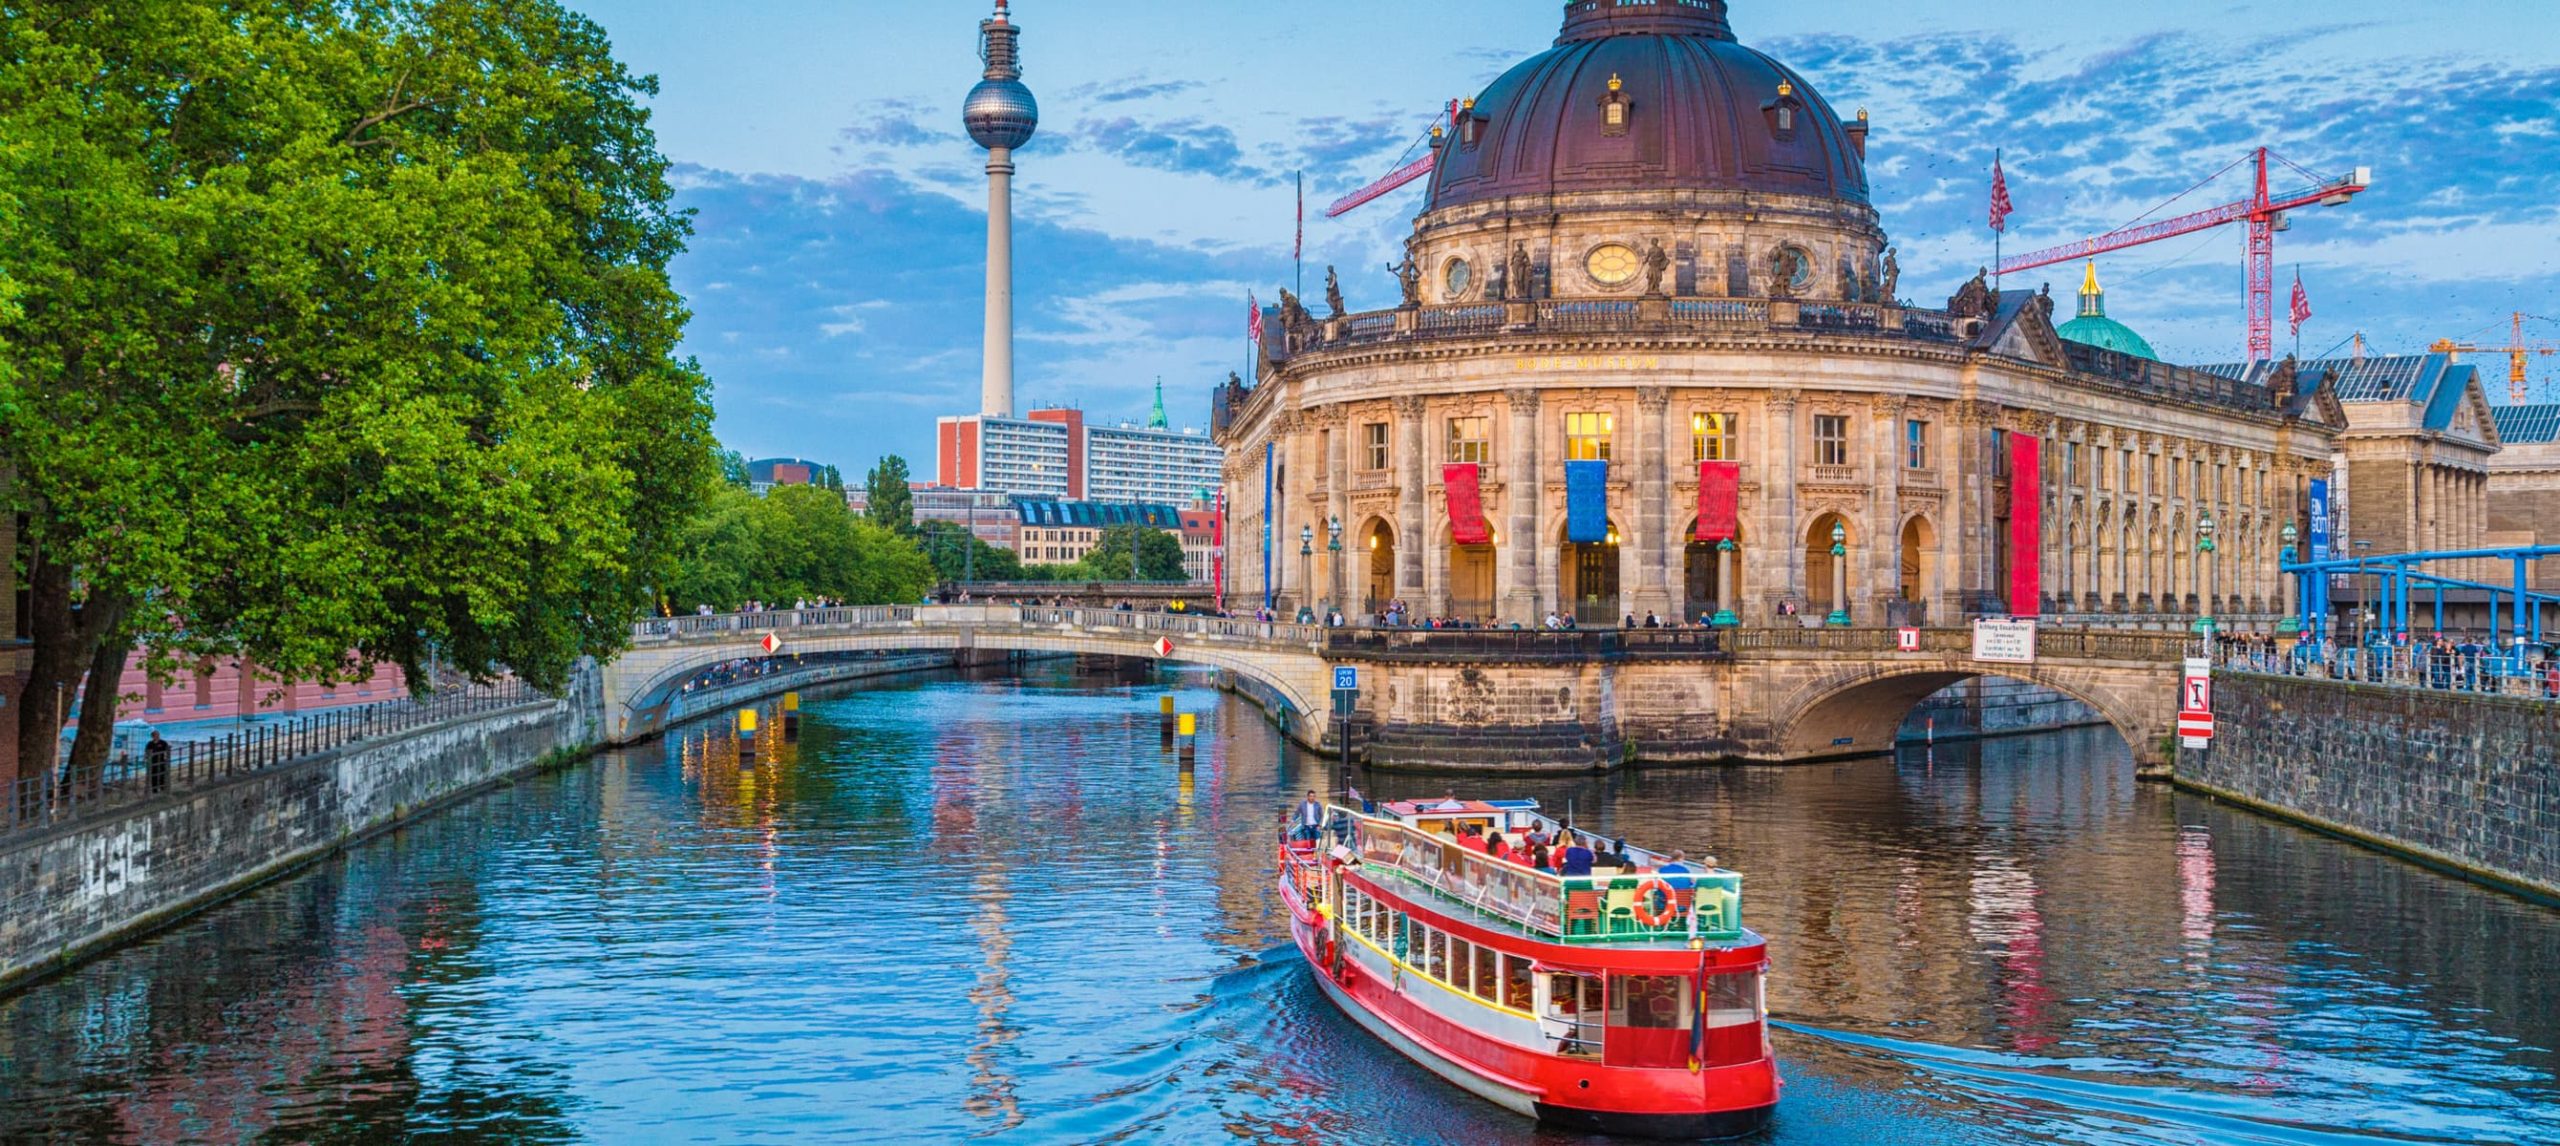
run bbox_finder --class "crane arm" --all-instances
[1324,152,1436,218]
[1997,170,2370,275]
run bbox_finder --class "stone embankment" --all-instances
[2178,672,2559,902]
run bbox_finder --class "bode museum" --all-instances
[1214,0,2341,629]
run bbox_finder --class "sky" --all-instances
[566,0,2560,473]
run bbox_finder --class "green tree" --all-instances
[662,483,933,610]
[718,449,753,488]
[864,455,914,533]
[1066,525,1187,582]
[0,0,717,772]
[916,519,1023,582]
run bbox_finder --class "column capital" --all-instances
[1765,387,1801,414]
[1503,387,1542,415]
[1635,386,1671,413]
[1392,394,1428,419]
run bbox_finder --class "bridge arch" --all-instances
[1771,660,2168,769]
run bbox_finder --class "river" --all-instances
[0,664,2552,1144]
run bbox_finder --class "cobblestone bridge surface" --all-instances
[612,607,2199,771]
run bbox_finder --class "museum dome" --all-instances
[1424,0,1870,214]
[2054,262,2158,361]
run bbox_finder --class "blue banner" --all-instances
[1565,460,1610,544]
[1262,442,1275,611]
[2307,478,2331,562]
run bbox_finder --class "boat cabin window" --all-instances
[1703,970,1767,1068]
[1425,928,1448,980]
[1542,972,1606,1058]
[1448,936,1472,993]
[1473,945,1501,1004]
[1605,974,1694,1070]
[1503,957,1534,1010]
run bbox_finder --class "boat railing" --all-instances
[1346,813,1741,943]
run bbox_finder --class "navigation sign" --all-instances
[1896,627,1922,652]
[760,632,781,655]
[2178,656,2214,747]
[1333,666,1359,691]
[1971,619,2038,664]
[1153,637,1175,658]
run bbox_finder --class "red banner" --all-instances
[2009,434,2041,616]
[1444,463,1490,545]
[1695,461,1739,542]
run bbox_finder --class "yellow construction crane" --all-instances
[2431,312,2558,403]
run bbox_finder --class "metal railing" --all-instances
[1324,627,1726,662]
[5,678,545,841]
[2217,640,2560,701]
[1349,813,1744,944]
[634,605,915,641]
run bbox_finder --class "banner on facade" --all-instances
[1565,460,1609,544]
[2307,478,2331,562]
[1444,463,1490,545]
[1696,461,1740,542]
[2009,434,2041,616]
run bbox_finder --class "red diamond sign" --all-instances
[760,632,781,655]
[1153,637,1174,658]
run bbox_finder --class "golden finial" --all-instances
[1858,106,1869,121]
[2080,259,2102,297]
[1777,80,1793,98]
[1608,73,1623,92]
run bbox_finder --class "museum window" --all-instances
[1363,421,1389,470]
[1813,415,1849,467]
[1447,416,1489,464]
[1905,419,1929,470]
[2193,460,2206,502]
[1692,411,1738,463]
[1990,428,2010,478]
[2064,441,2080,487]
[2122,449,2135,492]
[1566,412,1614,462]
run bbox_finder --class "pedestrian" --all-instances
[144,731,171,794]
[1294,790,1325,840]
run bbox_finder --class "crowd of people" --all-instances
[2227,630,2560,697]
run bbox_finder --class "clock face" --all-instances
[1777,246,1815,292]
[1444,258,1473,300]
[1586,243,1640,286]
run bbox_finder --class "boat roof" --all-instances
[1376,798,1533,816]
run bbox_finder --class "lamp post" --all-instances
[1713,537,1739,627]
[1825,520,1851,627]
[2277,521,2300,635]
[1298,524,1315,622]
[1325,514,1343,617]
[2195,511,2218,647]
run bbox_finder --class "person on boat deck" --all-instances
[1657,849,1697,890]
[1527,842,1554,873]
[1557,836,1596,876]
[1294,791,1324,840]
[1485,833,1511,861]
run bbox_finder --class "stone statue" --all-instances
[1227,370,1243,389]
[1382,252,1421,308]
[1881,246,1900,301]
[1836,257,1857,302]
[1278,287,1310,332]
[2032,282,2056,321]
[1507,242,1535,301]
[1640,239,1671,296]
[1946,266,1995,318]
[1324,265,1346,318]
[2268,355,2300,407]
[1765,247,1795,300]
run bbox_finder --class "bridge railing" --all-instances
[1721,625,2197,662]
[1015,605,1325,646]
[2036,628,2199,662]
[1325,628,1727,662]
[633,606,916,642]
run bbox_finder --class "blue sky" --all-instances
[569,0,2560,473]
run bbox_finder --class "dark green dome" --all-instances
[2054,261,2156,360]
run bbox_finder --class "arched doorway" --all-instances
[1805,513,1851,622]
[1897,515,1935,626]
[1683,519,1742,626]
[1362,518,1396,614]
[1447,525,1497,622]
[1562,521,1621,625]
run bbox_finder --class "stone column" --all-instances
[1869,395,1903,621]
[1763,389,1801,621]
[1631,386,1673,619]
[1394,396,1427,605]
[1325,409,1349,615]
[1500,388,1542,621]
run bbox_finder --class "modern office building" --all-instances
[938,385,1222,504]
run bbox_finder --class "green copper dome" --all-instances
[2054,261,2157,361]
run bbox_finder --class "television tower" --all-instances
[963,0,1037,418]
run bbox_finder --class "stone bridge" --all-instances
[608,607,2198,772]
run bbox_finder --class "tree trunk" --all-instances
[69,634,132,771]
[14,556,78,784]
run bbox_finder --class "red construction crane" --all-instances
[2432,313,2560,403]
[1324,101,1461,218]
[1997,148,2371,363]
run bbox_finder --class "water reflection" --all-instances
[0,669,2549,1144]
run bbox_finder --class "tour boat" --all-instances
[1277,798,1776,1138]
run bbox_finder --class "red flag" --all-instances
[1248,292,1263,343]
[2289,270,2312,337]
[1989,157,2014,234]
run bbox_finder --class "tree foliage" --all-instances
[661,484,933,611]
[863,455,913,533]
[916,519,1024,583]
[1056,525,1188,582]
[0,0,716,770]
[717,449,752,488]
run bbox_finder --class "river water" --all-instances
[1,665,2552,1144]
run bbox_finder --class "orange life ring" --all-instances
[1630,878,1679,928]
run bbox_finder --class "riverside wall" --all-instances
[2178,672,2560,901]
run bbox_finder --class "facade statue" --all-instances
[1947,267,1995,318]
[1640,239,1671,296]
[1508,243,1535,301]
[1324,265,1346,318]
[1765,247,1795,300]
[1881,246,1900,301]
[1836,257,1857,302]
[1278,287,1310,332]
[2268,355,2299,407]
[2032,282,2056,320]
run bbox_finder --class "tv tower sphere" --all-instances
[963,3,1037,151]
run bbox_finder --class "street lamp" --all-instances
[2277,521,2300,635]
[1825,520,1851,627]
[1712,536,1739,627]
[1299,524,1315,622]
[1324,514,1342,617]
[2194,511,2218,641]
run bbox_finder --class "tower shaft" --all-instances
[983,148,1015,418]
